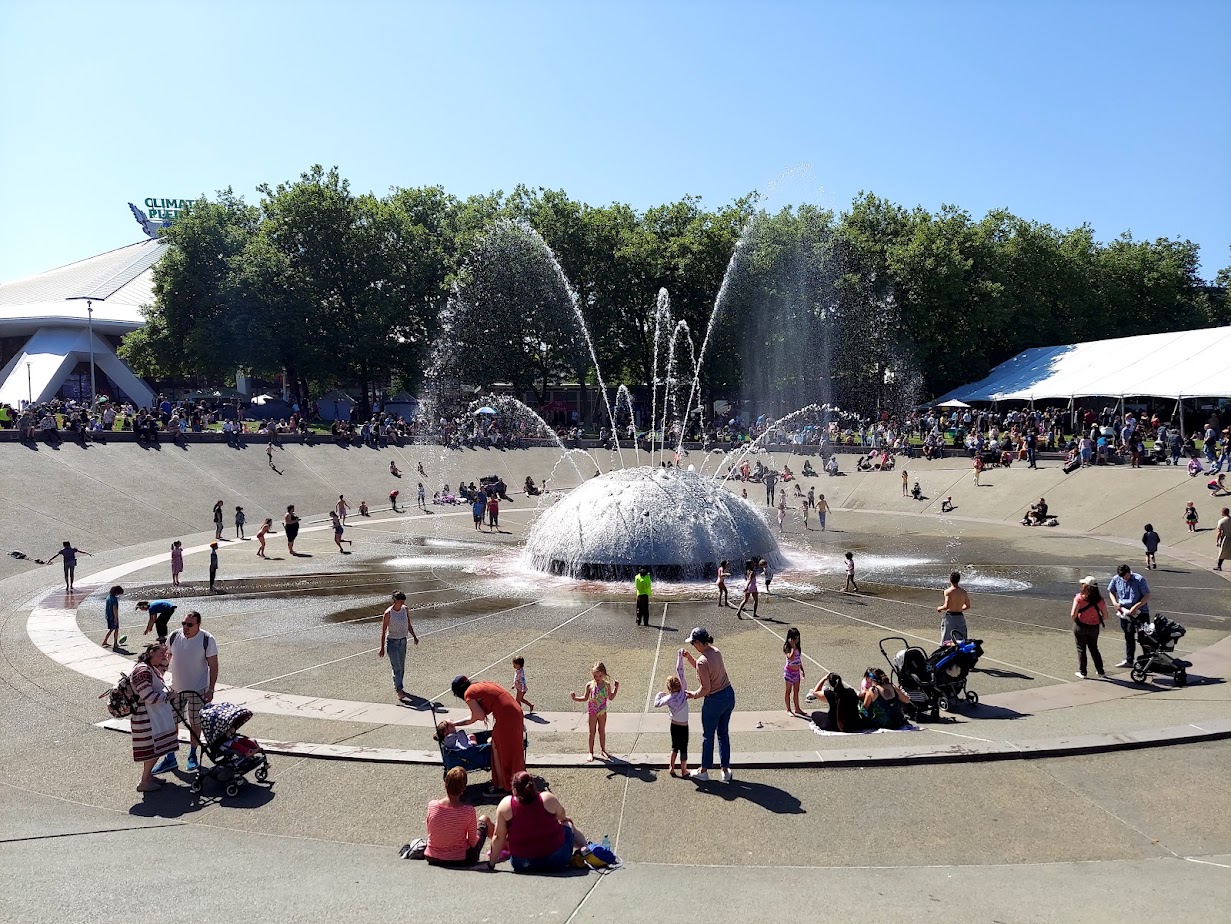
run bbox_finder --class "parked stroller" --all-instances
[1130,614,1190,686]
[430,701,528,780]
[881,634,984,719]
[176,697,270,797]
[927,634,984,710]
[880,638,940,720]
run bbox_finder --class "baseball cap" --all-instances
[687,627,713,645]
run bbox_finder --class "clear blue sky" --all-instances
[2,0,1228,281]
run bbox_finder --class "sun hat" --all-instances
[1080,576,1097,585]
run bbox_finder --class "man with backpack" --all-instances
[152,611,219,775]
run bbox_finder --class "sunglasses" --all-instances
[182,620,198,627]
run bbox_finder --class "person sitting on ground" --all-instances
[802,459,817,477]
[940,496,954,513]
[826,455,840,476]
[401,767,494,866]
[859,668,911,729]
[807,672,867,732]
[1187,456,1203,477]
[911,481,923,501]
[358,500,369,516]
[487,771,587,873]
[1025,497,1049,526]
[390,460,401,477]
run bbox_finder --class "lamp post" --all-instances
[86,299,97,405]
[27,361,32,406]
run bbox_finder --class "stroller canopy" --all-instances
[201,702,254,745]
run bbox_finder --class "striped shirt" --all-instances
[425,799,478,861]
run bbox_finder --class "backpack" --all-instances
[101,671,141,719]
[169,629,207,650]
[571,843,620,870]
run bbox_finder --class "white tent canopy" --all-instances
[935,326,1231,403]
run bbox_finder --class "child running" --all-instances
[330,511,352,553]
[1185,502,1199,533]
[511,656,534,713]
[735,559,760,619]
[570,661,619,761]
[653,648,690,777]
[783,627,805,716]
[256,518,274,558]
[1142,523,1160,570]
[716,560,731,607]
[843,551,859,593]
[761,558,774,595]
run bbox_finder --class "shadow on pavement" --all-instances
[691,778,804,814]
[128,779,276,818]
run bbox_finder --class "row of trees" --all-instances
[122,165,1228,417]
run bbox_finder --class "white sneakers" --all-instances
[689,768,733,783]
[721,769,733,783]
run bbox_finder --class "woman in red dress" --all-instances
[450,675,526,792]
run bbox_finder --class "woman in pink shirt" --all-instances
[415,767,493,866]
[1071,576,1108,679]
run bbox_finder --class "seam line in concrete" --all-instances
[1,822,188,845]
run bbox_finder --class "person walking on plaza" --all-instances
[683,627,734,783]
[1142,524,1160,571]
[417,482,427,510]
[330,511,352,553]
[1216,507,1231,571]
[283,504,300,555]
[234,506,246,540]
[170,541,184,586]
[379,591,418,702]
[1071,577,1107,679]
[815,493,829,531]
[843,551,859,593]
[937,571,970,644]
[46,541,91,593]
[335,495,349,526]
[634,565,652,626]
[1185,501,1199,533]
[735,559,760,618]
[973,453,984,486]
[256,518,273,558]
[207,542,219,593]
[487,493,500,531]
[1108,564,1151,667]
[212,500,225,540]
[153,611,219,775]
[764,468,778,505]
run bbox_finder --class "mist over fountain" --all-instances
[430,187,919,582]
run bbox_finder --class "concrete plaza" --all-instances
[2,442,1229,922]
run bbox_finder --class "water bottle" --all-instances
[601,834,612,852]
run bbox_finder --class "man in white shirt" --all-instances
[153,610,219,774]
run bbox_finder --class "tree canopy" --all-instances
[123,166,1227,416]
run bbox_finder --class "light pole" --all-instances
[27,361,32,406]
[86,299,97,405]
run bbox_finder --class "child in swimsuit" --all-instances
[571,661,619,762]
[716,560,730,607]
[511,656,534,713]
[783,627,805,716]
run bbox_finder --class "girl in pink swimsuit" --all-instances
[570,661,620,762]
[783,627,805,716]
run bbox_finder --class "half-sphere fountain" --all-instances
[523,466,785,581]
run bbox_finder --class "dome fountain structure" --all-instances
[523,465,784,581]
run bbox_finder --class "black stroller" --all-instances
[927,634,984,709]
[880,638,940,720]
[176,697,271,797]
[1129,614,1190,686]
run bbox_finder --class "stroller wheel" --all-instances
[965,691,979,706]
[255,766,269,783]
[1130,668,1148,684]
[190,779,203,794]
[225,782,241,798]
[938,695,950,713]
[1173,670,1188,687]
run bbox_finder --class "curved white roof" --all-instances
[937,326,1231,402]
[0,239,165,327]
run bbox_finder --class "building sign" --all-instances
[143,197,194,220]
[129,198,193,240]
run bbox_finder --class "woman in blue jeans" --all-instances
[683,627,735,783]
[378,591,419,702]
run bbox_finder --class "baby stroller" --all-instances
[430,701,528,780]
[180,698,270,797]
[880,637,940,720]
[1130,614,1190,686]
[927,634,984,709]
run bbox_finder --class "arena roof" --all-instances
[935,326,1231,403]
